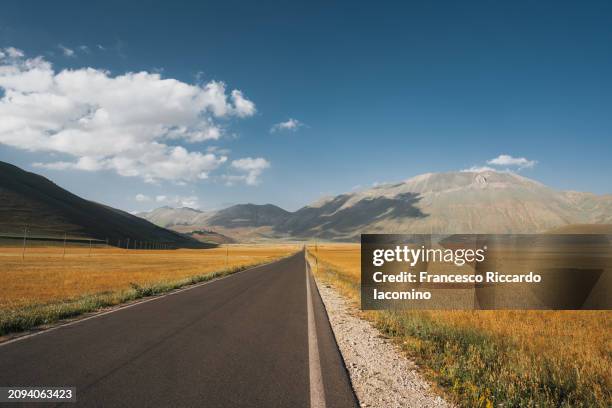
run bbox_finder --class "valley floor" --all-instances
[0,244,298,336]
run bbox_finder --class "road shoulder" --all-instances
[314,279,454,408]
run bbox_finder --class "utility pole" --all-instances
[126,238,130,250]
[226,246,229,271]
[314,240,319,275]
[88,239,92,257]
[21,225,28,260]
[63,232,67,259]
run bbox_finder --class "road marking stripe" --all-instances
[0,255,294,348]
[306,251,327,408]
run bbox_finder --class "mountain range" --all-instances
[0,160,609,244]
[138,171,612,241]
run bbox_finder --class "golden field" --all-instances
[0,245,298,335]
[307,244,612,408]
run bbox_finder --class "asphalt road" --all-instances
[0,250,359,407]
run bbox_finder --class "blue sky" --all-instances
[0,1,611,212]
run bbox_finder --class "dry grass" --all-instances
[308,243,612,407]
[0,245,298,335]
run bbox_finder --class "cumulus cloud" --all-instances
[231,90,256,117]
[487,154,537,169]
[271,118,303,133]
[154,195,200,208]
[227,157,270,185]
[5,47,24,58]
[0,48,259,183]
[135,193,151,202]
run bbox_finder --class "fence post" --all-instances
[315,241,319,274]
[89,239,92,257]
[63,232,67,259]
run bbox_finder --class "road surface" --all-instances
[0,250,359,407]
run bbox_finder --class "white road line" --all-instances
[0,255,293,348]
[306,251,327,408]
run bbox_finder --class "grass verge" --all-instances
[1,260,274,337]
[307,249,611,408]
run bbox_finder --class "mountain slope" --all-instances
[205,204,291,228]
[0,161,208,247]
[279,171,611,239]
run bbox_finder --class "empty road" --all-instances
[0,250,359,407]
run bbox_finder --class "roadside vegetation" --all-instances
[307,244,611,408]
[0,245,297,336]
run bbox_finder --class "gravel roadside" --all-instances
[315,281,454,408]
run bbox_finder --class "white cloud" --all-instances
[231,90,256,117]
[78,45,90,54]
[135,193,151,202]
[228,157,270,185]
[486,154,537,169]
[460,166,497,173]
[154,195,199,208]
[58,45,75,57]
[271,118,303,133]
[206,145,231,155]
[0,48,258,183]
[5,47,24,58]
[176,196,199,208]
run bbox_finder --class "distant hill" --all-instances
[0,161,209,248]
[206,204,292,228]
[139,203,292,242]
[138,171,612,242]
[136,206,210,228]
[186,229,237,245]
